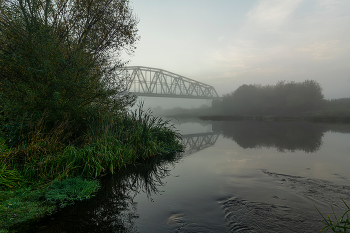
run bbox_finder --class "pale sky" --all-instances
[124,0,350,108]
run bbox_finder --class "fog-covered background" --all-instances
[124,0,350,109]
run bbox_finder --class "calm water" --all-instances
[22,120,350,233]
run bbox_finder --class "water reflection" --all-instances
[21,154,183,233]
[212,121,350,153]
[18,121,350,233]
[220,121,324,153]
[178,121,347,154]
[175,120,350,155]
[181,132,220,156]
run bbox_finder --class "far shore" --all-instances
[163,114,350,124]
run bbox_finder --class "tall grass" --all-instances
[1,105,183,184]
[316,198,350,232]
[0,105,183,231]
[0,164,24,190]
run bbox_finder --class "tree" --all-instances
[0,0,139,144]
[221,80,324,116]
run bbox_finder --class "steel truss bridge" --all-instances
[121,66,219,99]
[181,132,220,156]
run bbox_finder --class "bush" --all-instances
[0,0,139,146]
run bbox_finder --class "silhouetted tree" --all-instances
[222,80,324,116]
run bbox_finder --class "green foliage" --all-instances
[0,164,24,190]
[0,0,138,146]
[1,105,183,182]
[45,177,100,208]
[222,80,324,116]
[0,1,185,230]
[0,179,99,230]
[0,187,55,229]
[1,138,26,190]
[120,104,183,156]
[316,198,350,232]
[0,138,9,154]
[0,107,184,229]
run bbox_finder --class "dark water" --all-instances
[20,120,350,233]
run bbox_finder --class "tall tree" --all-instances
[0,0,139,144]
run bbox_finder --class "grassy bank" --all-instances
[0,107,184,232]
[0,177,100,232]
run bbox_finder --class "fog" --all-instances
[124,0,350,109]
[134,97,210,110]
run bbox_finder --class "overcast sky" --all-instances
[124,0,350,108]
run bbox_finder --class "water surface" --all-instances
[24,120,350,233]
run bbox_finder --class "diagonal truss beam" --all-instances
[120,66,220,99]
[181,132,220,156]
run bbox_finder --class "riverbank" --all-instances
[24,119,350,233]
[0,109,184,233]
[198,114,350,124]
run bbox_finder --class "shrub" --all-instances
[0,0,139,146]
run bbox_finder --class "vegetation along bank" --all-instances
[0,0,183,232]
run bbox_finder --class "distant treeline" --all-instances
[213,80,350,117]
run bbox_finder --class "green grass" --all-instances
[45,177,100,208]
[0,187,55,230]
[0,105,184,231]
[1,106,183,182]
[0,177,100,232]
[316,198,350,232]
[0,164,25,190]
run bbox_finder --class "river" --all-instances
[24,119,350,233]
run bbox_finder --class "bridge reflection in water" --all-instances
[26,121,350,233]
[181,132,220,156]
[179,120,350,155]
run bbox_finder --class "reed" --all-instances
[316,198,350,232]
[0,104,183,231]
[0,164,24,189]
[1,105,183,184]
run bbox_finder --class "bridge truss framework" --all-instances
[181,132,220,156]
[121,66,219,99]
